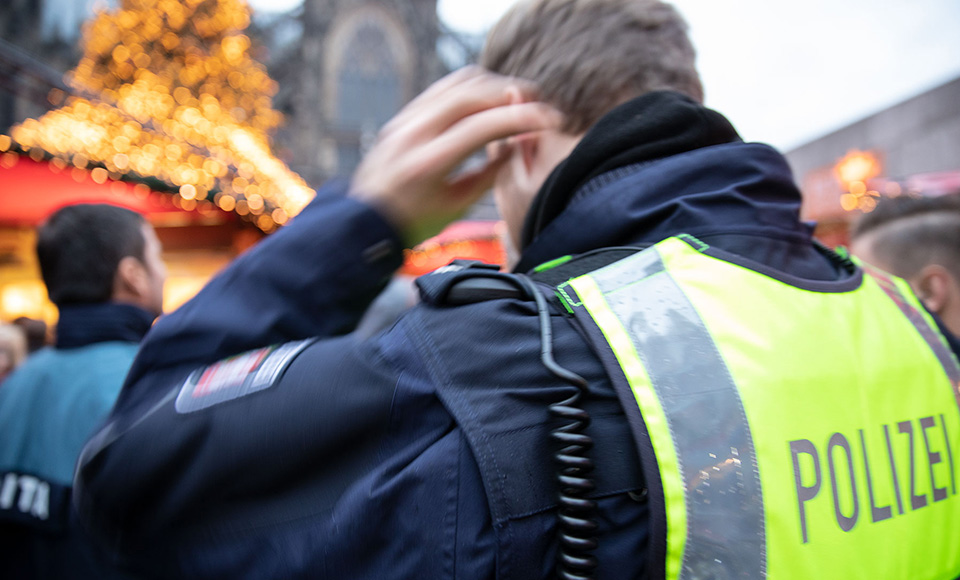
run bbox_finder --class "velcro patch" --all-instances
[175,339,314,413]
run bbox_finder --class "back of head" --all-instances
[0,324,27,379]
[481,0,703,134]
[850,193,960,281]
[37,204,146,307]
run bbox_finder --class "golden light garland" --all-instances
[5,0,314,231]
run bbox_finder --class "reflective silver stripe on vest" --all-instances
[864,266,960,409]
[589,248,765,579]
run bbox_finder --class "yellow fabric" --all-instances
[573,236,960,579]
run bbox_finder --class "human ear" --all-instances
[518,133,539,173]
[911,264,952,314]
[500,132,541,196]
[113,256,149,303]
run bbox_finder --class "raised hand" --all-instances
[349,67,562,246]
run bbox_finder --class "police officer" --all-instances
[76,1,960,578]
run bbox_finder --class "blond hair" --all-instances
[481,0,703,134]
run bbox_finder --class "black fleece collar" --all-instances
[521,91,741,249]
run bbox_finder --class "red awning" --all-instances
[0,155,221,226]
[400,220,507,276]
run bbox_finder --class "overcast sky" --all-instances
[248,0,960,151]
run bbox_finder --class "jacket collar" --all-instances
[521,91,742,250]
[55,302,154,349]
[514,92,819,274]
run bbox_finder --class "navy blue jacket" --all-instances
[75,103,960,577]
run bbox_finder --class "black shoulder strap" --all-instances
[415,249,647,308]
[528,248,644,287]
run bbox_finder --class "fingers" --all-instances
[381,70,541,146]
[418,75,540,140]
[348,67,562,247]
[416,101,562,176]
[379,66,484,137]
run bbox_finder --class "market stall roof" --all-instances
[400,220,507,276]
[0,155,226,227]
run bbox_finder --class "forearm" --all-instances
[124,183,404,389]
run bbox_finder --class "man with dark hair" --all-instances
[36,203,163,313]
[76,1,960,578]
[0,203,165,578]
[851,193,960,337]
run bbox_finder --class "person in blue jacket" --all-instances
[75,1,960,578]
[0,203,166,578]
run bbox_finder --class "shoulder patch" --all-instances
[175,339,314,414]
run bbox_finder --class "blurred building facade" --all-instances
[270,0,443,185]
[0,0,99,132]
[786,75,960,247]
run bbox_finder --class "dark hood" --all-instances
[515,92,824,276]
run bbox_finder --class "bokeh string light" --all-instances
[834,150,883,214]
[4,0,314,231]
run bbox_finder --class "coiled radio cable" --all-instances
[515,276,598,580]
[438,269,599,580]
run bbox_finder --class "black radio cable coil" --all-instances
[437,269,599,579]
[516,276,598,580]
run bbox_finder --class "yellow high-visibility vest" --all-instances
[559,235,960,580]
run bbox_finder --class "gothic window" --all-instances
[336,20,402,133]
